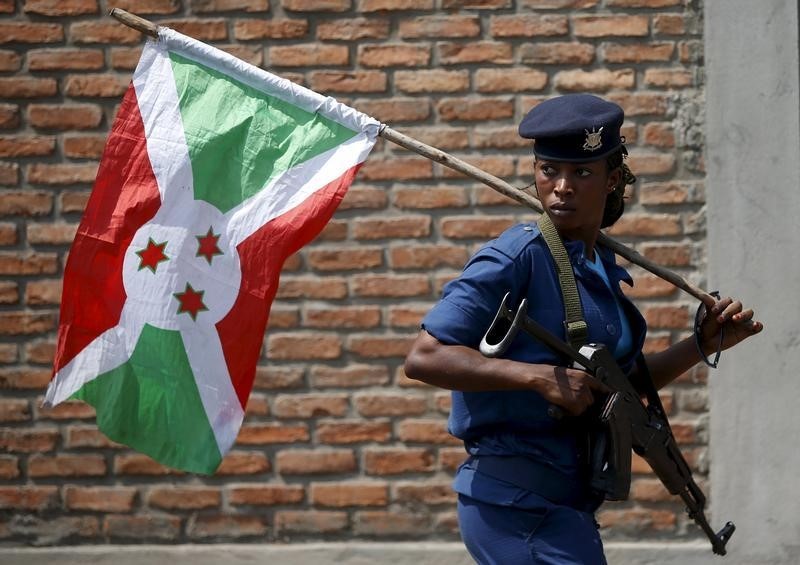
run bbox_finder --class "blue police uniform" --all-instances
[421,223,647,564]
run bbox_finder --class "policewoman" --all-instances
[404,93,763,564]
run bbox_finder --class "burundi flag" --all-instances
[44,28,380,474]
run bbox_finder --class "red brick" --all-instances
[267,333,341,360]
[28,454,107,477]
[192,0,269,12]
[28,164,97,186]
[607,213,681,237]
[490,14,568,37]
[353,216,431,240]
[351,274,430,298]
[28,48,104,71]
[640,243,691,266]
[0,162,19,186]
[29,104,103,130]
[440,447,467,471]
[360,156,432,181]
[311,481,388,506]
[60,190,91,213]
[310,364,390,388]
[0,456,20,479]
[0,310,58,334]
[393,186,469,209]
[359,44,430,68]
[360,0,434,11]
[398,419,459,444]
[643,305,689,329]
[399,16,480,39]
[270,44,349,67]
[440,215,515,239]
[215,451,271,475]
[0,103,19,129]
[157,19,227,41]
[355,393,427,417]
[0,399,30,422]
[0,222,16,245]
[37,398,95,420]
[309,70,386,93]
[442,0,510,7]
[642,122,676,148]
[234,19,308,40]
[253,365,305,390]
[644,68,694,88]
[316,420,392,443]
[519,42,595,65]
[340,186,389,210]
[228,484,304,506]
[607,0,680,6]
[0,282,18,305]
[24,0,99,16]
[317,17,389,40]
[603,42,674,63]
[282,0,350,10]
[63,426,124,448]
[0,50,21,71]
[27,222,78,244]
[304,305,381,329]
[0,486,59,510]
[398,126,470,150]
[0,340,16,359]
[273,393,349,418]
[387,305,429,328]
[623,274,676,298]
[365,447,435,475]
[354,510,430,536]
[109,46,143,69]
[277,448,356,474]
[275,510,348,533]
[0,367,52,389]
[65,486,137,512]
[437,97,514,121]
[575,15,650,38]
[306,248,383,272]
[348,335,416,358]
[390,244,468,269]
[654,14,686,35]
[0,77,57,98]
[626,152,676,175]
[437,41,512,65]
[237,423,310,444]
[554,68,635,91]
[276,275,348,299]
[359,98,432,122]
[394,482,456,504]
[607,93,670,116]
[475,68,548,93]
[108,0,182,14]
[472,127,531,149]
[597,508,676,531]
[630,478,672,502]
[70,22,143,44]
[187,515,268,541]
[0,136,55,157]
[217,44,264,67]
[64,74,130,98]
[395,70,469,93]
[147,487,220,510]
[114,454,184,475]
[0,23,64,44]
[104,515,182,541]
[63,134,107,159]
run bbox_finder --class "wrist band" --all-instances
[694,291,724,368]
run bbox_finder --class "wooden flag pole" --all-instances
[108,8,713,304]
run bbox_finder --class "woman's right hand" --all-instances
[535,366,610,416]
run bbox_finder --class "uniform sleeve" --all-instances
[421,245,530,349]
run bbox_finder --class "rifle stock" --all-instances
[479,293,735,556]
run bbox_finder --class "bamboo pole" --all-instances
[108,8,713,304]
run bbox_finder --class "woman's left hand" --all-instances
[697,294,764,354]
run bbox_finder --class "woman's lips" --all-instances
[549,203,575,215]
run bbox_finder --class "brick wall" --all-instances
[0,0,709,547]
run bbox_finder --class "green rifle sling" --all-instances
[537,213,589,348]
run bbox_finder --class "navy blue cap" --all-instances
[519,94,625,162]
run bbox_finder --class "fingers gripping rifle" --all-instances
[479,293,736,556]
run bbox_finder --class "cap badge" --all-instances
[582,126,603,152]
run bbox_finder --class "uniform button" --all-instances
[606,324,617,335]
[523,226,534,231]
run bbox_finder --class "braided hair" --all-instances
[600,147,636,229]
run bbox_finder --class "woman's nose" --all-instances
[553,177,572,195]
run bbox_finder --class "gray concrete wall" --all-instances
[705,1,800,563]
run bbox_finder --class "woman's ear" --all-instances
[606,167,622,194]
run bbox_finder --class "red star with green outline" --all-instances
[196,227,223,264]
[173,283,208,321]
[136,238,169,273]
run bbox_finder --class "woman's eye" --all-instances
[576,168,592,177]
[540,166,555,176]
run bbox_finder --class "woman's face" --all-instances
[534,157,620,242]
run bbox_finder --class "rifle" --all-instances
[479,292,736,556]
